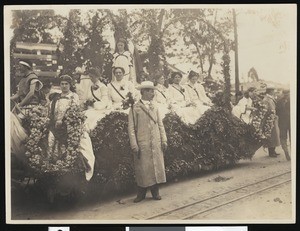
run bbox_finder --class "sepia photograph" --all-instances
[4,4,296,224]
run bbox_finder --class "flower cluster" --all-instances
[83,99,96,110]
[24,106,50,172]
[122,92,135,110]
[90,112,134,191]
[24,104,86,176]
[250,100,276,142]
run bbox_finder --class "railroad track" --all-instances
[142,171,291,220]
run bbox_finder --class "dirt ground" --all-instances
[9,146,294,223]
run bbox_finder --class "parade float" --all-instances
[11,89,276,203]
[9,11,276,203]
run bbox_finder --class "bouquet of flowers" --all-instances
[122,92,135,110]
[83,99,96,110]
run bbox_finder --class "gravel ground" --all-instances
[9,146,294,223]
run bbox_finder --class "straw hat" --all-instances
[136,81,157,90]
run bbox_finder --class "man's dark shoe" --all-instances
[269,154,278,158]
[153,195,162,200]
[134,196,145,203]
[134,186,147,203]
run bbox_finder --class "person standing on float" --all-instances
[112,38,134,83]
[10,60,43,107]
[128,81,168,203]
[48,75,95,181]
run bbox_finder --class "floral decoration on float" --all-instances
[250,99,276,142]
[24,104,86,176]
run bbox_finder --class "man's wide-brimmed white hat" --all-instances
[136,81,157,90]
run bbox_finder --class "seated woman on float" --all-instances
[184,70,212,116]
[232,87,257,124]
[83,68,111,131]
[108,66,139,112]
[48,75,95,181]
[153,74,171,117]
[168,72,200,124]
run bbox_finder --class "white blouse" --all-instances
[54,91,79,122]
[154,84,170,105]
[107,80,137,109]
[168,84,191,107]
[185,82,212,105]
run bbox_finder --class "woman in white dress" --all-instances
[48,75,95,181]
[153,75,170,118]
[184,71,212,117]
[108,67,139,112]
[168,72,200,124]
[232,87,257,124]
[112,38,134,83]
[83,68,112,132]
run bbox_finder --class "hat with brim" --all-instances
[59,75,73,84]
[136,81,157,90]
[19,60,31,69]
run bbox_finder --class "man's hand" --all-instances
[132,146,140,159]
[132,146,139,153]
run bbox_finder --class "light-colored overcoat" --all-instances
[128,101,167,187]
[263,94,280,147]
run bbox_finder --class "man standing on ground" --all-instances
[128,81,168,203]
[276,89,291,161]
[262,85,281,157]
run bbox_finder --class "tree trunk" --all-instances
[147,9,166,78]
[233,9,240,100]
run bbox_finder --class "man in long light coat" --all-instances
[263,85,281,157]
[128,81,168,203]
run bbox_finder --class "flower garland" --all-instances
[88,106,260,196]
[25,104,86,176]
[250,100,276,142]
